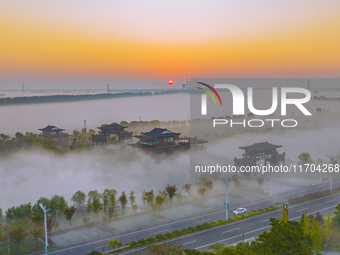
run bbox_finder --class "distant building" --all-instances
[92,123,133,145]
[38,125,69,142]
[128,127,208,152]
[234,142,285,166]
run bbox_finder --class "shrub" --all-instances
[173,230,182,236]
[182,228,188,234]
[251,210,256,213]
[129,241,138,247]
[188,227,195,232]
[202,222,210,228]
[90,251,102,255]
[138,239,147,245]
[155,234,165,240]
[165,232,173,238]
[218,219,225,223]
[195,225,204,231]
[146,237,156,242]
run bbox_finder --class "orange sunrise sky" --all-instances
[1,0,340,80]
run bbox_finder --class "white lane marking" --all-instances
[195,226,271,250]
[290,205,336,221]
[195,219,211,224]
[296,207,308,212]
[182,240,196,246]
[325,200,335,204]
[149,229,168,236]
[49,190,340,254]
[223,227,240,233]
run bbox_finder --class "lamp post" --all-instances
[39,203,50,255]
[221,172,229,220]
[325,155,339,191]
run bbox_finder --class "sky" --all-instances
[0,0,340,87]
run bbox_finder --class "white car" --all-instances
[233,208,247,215]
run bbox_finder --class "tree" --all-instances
[119,191,128,214]
[72,190,86,211]
[251,218,313,255]
[47,218,59,234]
[204,181,213,189]
[30,224,44,250]
[92,198,103,220]
[176,191,182,205]
[323,215,333,242]
[110,193,116,209]
[129,191,136,206]
[310,218,322,253]
[183,184,191,194]
[88,190,102,203]
[102,189,117,200]
[143,190,155,209]
[165,185,177,200]
[63,206,77,226]
[105,207,118,224]
[209,243,226,253]
[142,243,183,255]
[86,197,92,214]
[31,213,44,226]
[7,224,28,253]
[298,152,312,165]
[108,239,124,249]
[155,195,165,212]
[132,204,138,213]
[197,187,207,203]
[83,216,90,225]
[103,195,109,211]
[280,208,288,224]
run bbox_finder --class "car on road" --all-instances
[233,208,247,215]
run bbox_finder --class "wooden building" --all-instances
[38,125,69,143]
[92,123,133,145]
[234,142,285,166]
[129,127,208,152]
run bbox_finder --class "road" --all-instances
[30,180,340,255]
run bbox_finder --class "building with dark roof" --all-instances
[235,142,285,166]
[129,127,208,152]
[38,125,69,142]
[92,123,133,145]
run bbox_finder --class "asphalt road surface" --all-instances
[30,180,340,255]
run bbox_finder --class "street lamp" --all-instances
[221,172,229,220]
[39,203,50,255]
[325,154,339,191]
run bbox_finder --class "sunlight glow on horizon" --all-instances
[1,0,340,79]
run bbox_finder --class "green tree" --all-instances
[110,193,116,209]
[323,215,333,242]
[209,243,226,253]
[7,224,28,253]
[30,224,44,250]
[197,187,207,203]
[92,198,103,220]
[108,239,124,249]
[165,185,177,200]
[88,190,102,203]
[47,218,59,234]
[143,190,155,209]
[72,190,86,211]
[103,195,109,211]
[310,218,322,253]
[143,243,183,255]
[183,184,191,194]
[86,197,92,214]
[252,218,313,255]
[155,195,165,212]
[119,191,128,214]
[132,204,138,213]
[298,152,312,165]
[129,191,136,206]
[103,189,117,200]
[105,207,118,224]
[63,206,77,226]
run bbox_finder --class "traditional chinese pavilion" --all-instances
[38,125,69,142]
[92,123,133,145]
[128,128,208,152]
[234,142,285,166]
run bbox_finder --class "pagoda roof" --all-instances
[141,128,181,136]
[39,125,65,132]
[239,142,282,151]
[98,124,127,130]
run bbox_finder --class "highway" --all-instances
[30,180,340,255]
